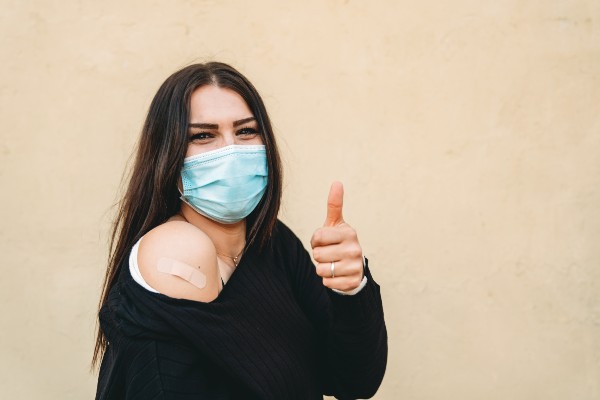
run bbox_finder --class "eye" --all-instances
[237,127,260,137]
[189,132,214,142]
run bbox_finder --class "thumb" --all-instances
[324,181,344,227]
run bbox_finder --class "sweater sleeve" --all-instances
[277,222,388,399]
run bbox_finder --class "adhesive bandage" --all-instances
[157,257,207,289]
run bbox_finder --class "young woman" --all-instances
[93,62,387,399]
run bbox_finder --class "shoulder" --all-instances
[272,220,299,244]
[142,220,215,254]
[271,220,313,271]
[137,220,220,302]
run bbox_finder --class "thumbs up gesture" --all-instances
[310,182,365,291]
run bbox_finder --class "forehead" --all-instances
[189,85,253,123]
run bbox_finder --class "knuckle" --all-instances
[312,248,322,262]
[315,264,324,277]
[317,263,329,278]
[347,228,358,240]
[312,229,322,244]
[350,245,362,259]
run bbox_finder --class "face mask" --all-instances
[179,145,268,224]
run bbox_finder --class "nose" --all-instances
[223,131,236,147]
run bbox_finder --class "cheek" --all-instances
[185,143,198,158]
[185,142,220,157]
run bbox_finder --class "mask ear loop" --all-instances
[177,176,201,217]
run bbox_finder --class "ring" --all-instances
[330,261,335,278]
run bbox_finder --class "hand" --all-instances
[310,181,364,291]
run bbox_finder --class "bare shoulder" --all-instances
[138,220,220,302]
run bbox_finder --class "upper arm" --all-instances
[137,221,220,302]
[273,222,332,326]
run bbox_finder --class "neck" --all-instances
[179,203,246,256]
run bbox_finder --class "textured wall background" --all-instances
[1,0,599,399]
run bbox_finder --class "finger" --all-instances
[312,243,344,263]
[315,260,347,278]
[324,181,344,227]
[310,226,346,248]
[315,259,363,279]
[312,240,362,264]
[321,275,364,292]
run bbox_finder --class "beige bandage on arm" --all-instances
[157,257,207,289]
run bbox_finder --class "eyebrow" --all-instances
[188,117,256,129]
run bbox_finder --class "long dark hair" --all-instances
[92,62,282,369]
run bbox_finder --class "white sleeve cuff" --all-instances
[331,276,368,296]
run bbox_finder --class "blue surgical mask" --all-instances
[179,145,268,224]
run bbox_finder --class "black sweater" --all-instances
[96,221,387,399]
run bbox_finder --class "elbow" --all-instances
[356,362,387,399]
[358,335,388,398]
[338,345,388,399]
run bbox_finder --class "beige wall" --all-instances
[1,0,599,398]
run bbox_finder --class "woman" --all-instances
[93,62,387,399]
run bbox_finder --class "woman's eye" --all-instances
[237,127,259,137]
[189,132,213,141]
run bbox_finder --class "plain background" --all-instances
[1,1,599,399]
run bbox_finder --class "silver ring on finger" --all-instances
[330,261,335,278]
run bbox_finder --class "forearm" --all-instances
[323,265,388,399]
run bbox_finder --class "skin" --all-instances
[139,85,365,301]
[178,85,263,284]
[138,220,221,301]
[311,181,365,291]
